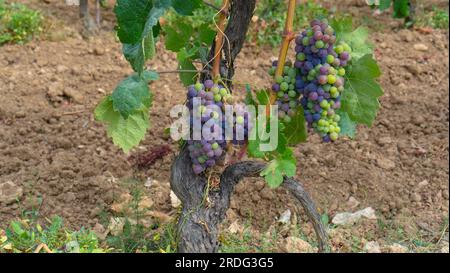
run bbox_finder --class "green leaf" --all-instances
[115,0,172,73]
[177,47,199,86]
[114,0,153,45]
[141,70,160,82]
[178,60,197,86]
[247,118,287,159]
[111,74,152,119]
[122,29,155,75]
[197,23,215,44]
[283,107,307,145]
[256,89,271,105]
[393,0,409,18]
[331,18,373,61]
[244,85,257,107]
[342,54,383,127]
[164,22,193,52]
[337,110,356,139]
[379,0,392,10]
[95,96,150,153]
[171,0,202,15]
[260,149,296,188]
[247,127,266,159]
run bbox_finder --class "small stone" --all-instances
[92,223,107,240]
[440,242,449,253]
[417,180,429,188]
[280,237,314,253]
[404,64,420,76]
[0,181,23,205]
[387,243,408,253]
[332,207,377,225]
[138,196,154,210]
[347,196,360,210]
[379,42,388,49]
[413,43,429,51]
[63,88,84,103]
[146,211,171,223]
[364,241,381,253]
[442,190,449,200]
[170,191,181,208]
[376,136,392,146]
[376,158,396,170]
[278,209,291,224]
[93,47,105,56]
[411,193,422,202]
[56,65,68,73]
[65,192,76,202]
[260,188,274,200]
[47,82,64,98]
[108,217,126,236]
[228,220,244,234]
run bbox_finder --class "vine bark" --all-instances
[170,0,329,253]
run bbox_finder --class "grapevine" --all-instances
[93,0,383,253]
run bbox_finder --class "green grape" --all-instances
[195,82,204,91]
[327,55,335,64]
[327,75,336,84]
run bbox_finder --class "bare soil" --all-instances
[0,0,448,252]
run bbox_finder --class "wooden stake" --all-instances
[212,0,230,79]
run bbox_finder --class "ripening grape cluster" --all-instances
[186,80,230,174]
[269,60,300,123]
[294,19,352,142]
[231,103,254,146]
[186,80,254,174]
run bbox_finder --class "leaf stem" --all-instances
[203,0,221,11]
[212,0,230,79]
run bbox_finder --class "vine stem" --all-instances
[266,0,296,116]
[212,0,230,79]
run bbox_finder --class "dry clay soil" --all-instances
[0,0,449,251]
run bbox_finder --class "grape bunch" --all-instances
[231,103,254,146]
[186,80,230,174]
[294,19,352,142]
[269,60,300,123]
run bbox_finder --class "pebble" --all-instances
[0,181,24,205]
[387,243,408,253]
[332,207,377,225]
[280,237,314,253]
[170,191,181,208]
[413,43,429,51]
[376,158,396,170]
[364,241,381,253]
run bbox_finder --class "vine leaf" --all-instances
[171,0,202,15]
[94,97,150,153]
[111,74,153,119]
[283,107,308,145]
[393,0,409,18]
[115,0,172,74]
[341,54,383,127]
[176,47,199,86]
[260,149,296,188]
[337,110,356,139]
[256,89,271,105]
[164,22,193,52]
[331,18,373,61]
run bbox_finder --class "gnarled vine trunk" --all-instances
[170,0,329,253]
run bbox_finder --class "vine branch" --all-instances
[212,0,230,79]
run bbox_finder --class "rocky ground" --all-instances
[0,0,448,253]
